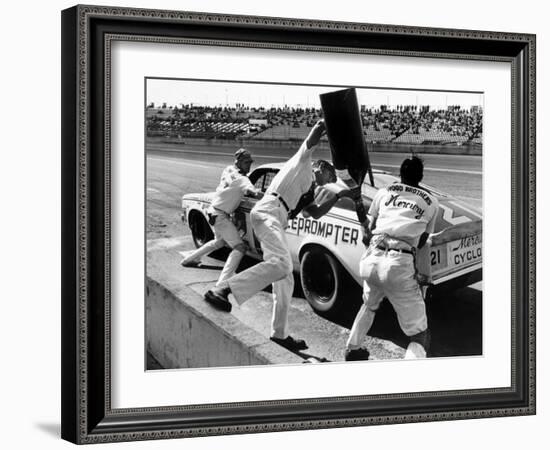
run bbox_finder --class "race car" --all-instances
[181,163,482,316]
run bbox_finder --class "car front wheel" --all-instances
[300,247,349,316]
[188,212,214,248]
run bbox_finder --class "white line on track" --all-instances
[148,147,283,160]
[454,195,482,204]
[148,149,481,175]
[147,156,224,170]
[375,163,481,175]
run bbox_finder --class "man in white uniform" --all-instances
[345,156,439,361]
[204,120,352,351]
[180,149,261,287]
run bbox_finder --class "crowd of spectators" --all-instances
[361,104,483,140]
[146,103,482,143]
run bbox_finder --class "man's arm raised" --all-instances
[305,120,326,150]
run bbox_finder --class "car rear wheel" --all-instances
[188,212,214,248]
[300,247,348,316]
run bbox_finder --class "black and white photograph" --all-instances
[52,1,538,446]
[55,1,537,443]
[145,78,484,370]
[1,0,544,447]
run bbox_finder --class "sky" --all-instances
[146,78,483,110]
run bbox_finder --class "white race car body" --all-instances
[181,163,482,313]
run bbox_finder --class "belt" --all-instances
[376,245,414,255]
[269,192,290,213]
[212,207,230,216]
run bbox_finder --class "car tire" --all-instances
[300,247,349,316]
[188,212,214,248]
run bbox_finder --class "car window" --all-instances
[262,171,277,191]
[250,169,278,192]
[253,174,265,191]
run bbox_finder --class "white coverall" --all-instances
[181,165,255,285]
[227,140,316,339]
[346,182,439,355]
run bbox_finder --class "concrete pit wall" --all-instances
[146,276,302,369]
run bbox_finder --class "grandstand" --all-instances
[251,124,313,141]
[146,104,482,145]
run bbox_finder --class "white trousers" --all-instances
[228,196,293,339]
[182,213,244,285]
[346,247,427,350]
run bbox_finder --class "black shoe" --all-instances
[180,259,200,268]
[270,335,308,351]
[204,290,232,312]
[345,347,370,361]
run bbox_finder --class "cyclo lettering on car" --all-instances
[448,235,483,268]
[430,233,482,276]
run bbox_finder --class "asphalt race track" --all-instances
[146,140,483,363]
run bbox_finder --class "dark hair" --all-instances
[313,159,337,183]
[400,156,424,185]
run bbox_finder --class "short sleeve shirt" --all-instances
[211,165,254,214]
[265,141,315,210]
[369,182,439,247]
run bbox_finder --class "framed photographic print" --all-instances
[61,4,536,444]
